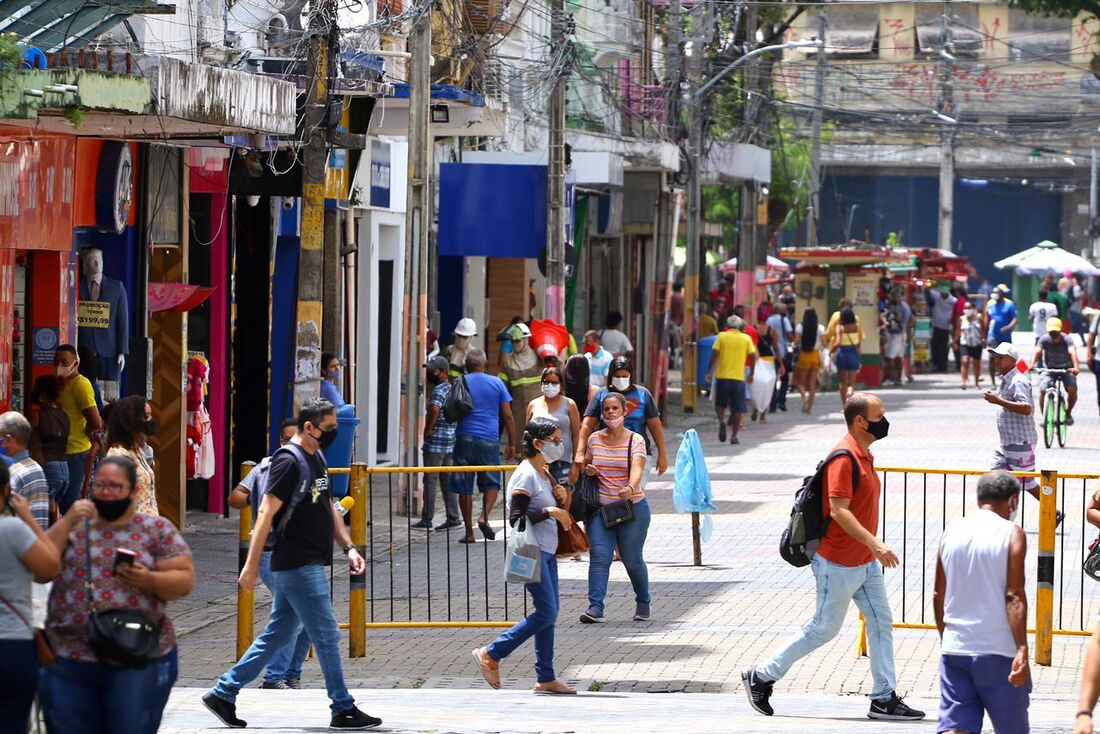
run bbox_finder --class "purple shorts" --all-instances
[938,654,1030,734]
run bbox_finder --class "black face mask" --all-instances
[143,419,158,437]
[93,496,132,521]
[864,416,890,441]
[314,426,338,450]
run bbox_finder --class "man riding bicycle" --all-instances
[1031,317,1080,426]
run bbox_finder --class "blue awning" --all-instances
[388,83,484,108]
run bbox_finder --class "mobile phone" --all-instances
[113,548,137,573]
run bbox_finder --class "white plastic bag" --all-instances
[750,359,777,412]
[504,519,542,585]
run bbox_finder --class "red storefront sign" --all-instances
[0,135,75,251]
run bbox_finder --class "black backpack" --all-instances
[780,449,859,567]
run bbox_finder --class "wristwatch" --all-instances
[342,543,356,556]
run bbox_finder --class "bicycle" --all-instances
[1035,368,1070,449]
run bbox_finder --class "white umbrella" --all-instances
[719,255,791,274]
[994,240,1100,276]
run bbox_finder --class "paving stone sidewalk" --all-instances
[169,371,1100,727]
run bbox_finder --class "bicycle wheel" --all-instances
[1057,389,1068,447]
[1043,393,1055,449]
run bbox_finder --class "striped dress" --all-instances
[586,431,646,505]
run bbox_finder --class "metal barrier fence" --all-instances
[871,466,1100,666]
[235,462,526,659]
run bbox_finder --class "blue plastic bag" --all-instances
[673,429,717,542]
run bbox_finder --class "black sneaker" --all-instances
[434,519,463,531]
[330,706,382,729]
[1056,511,1065,528]
[718,423,727,443]
[408,520,432,530]
[579,606,606,624]
[261,679,290,689]
[868,692,925,721]
[741,668,774,716]
[202,691,246,728]
[285,677,301,689]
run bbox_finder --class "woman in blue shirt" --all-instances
[319,353,346,408]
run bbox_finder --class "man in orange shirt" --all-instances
[742,394,925,722]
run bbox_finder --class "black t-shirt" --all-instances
[267,447,333,571]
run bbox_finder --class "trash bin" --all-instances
[695,335,717,394]
[324,403,360,498]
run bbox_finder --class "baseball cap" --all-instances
[995,283,1011,293]
[986,342,1018,360]
[1047,317,1063,333]
[424,355,449,373]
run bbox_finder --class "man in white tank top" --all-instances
[934,470,1030,734]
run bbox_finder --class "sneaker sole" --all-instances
[579,613,607,624]
[741,670,773,717]
[633,616,650,621]
[867,712,925,721]
[329,722,382,730]
[201,695,246,729]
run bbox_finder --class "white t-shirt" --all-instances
[1029,301,1058,334]
[600,328,633,357]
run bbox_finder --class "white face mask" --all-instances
[611,376,631,391]
[539,440,566,463]
[541,383,561,399]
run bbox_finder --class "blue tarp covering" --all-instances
[438,163,548,258]
[388,83,485,107]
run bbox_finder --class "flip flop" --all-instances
[472,648,501,689]
[532,682,577,695]
[458,535,477,544]
[478,520,496,540]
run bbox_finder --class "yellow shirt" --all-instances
[713,330,756,381]
[826,311,864,346]
[698,314,719,339]
[59,374,97,454]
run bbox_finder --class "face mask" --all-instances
[864,416,890,441]
[315,426,338,450]
[603,414,625,430]
[965,308,976,318]
[541,383,561,399]
[93,496,132,521]
[584,344,598,355]
[539,440,565,463]
[328,368,341,382]
[611,377,631,391]
[143,419,158,437]
[454,336,470,349]
[501,341,513,355]
[55,363,73,379]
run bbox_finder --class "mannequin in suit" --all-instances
[78,248,129,381]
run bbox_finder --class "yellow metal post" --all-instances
[1036,469,1057,666]
[235,461,256,660]
[349,463,368,657]
[856,612,868,658]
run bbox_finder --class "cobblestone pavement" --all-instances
[167,367,1100,731]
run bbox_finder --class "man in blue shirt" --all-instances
[985,285,1018,384]
[450,348,515,544]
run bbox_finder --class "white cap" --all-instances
[987,342,1018,360]
[454,318,477,337]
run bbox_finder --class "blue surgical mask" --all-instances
[501,341,513,355]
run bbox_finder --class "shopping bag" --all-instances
[673,429,718,542]
[443,375,474,423]
[750,359,777,412]
[504,518,542,584]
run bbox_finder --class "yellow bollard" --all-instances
[235,461,256,660]
[1035,469,1057,666]
[856,612,868,658]
[348,463,368,657]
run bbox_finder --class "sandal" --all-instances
[533,680,576,694]
[478,520,496,541]
[472,648,501,689]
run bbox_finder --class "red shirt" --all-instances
[744,325,759,345]
[818,433,880,567]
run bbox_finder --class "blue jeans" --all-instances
[39,647,177,734]
[757,555,896,700]
[587,498,652,612]
[0,639,37,733]
[487,551,559,682]
[213,564,354,713]
[61,451,89,514]
[258,551,311,682]
[42,460,69,502]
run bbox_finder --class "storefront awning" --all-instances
[779,246,913,267]
[148,283,215,313]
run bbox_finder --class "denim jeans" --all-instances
[258,551,311,682]
[587,498,652,613]
[487,551,559,682]
[60,451,88,514]
[42,460,69,502]
[757,555,896,700]
[39,647,177,734]
[0,639,37,733]
[422,450,460,525]
[213,564,355,713]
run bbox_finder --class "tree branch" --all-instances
[761,7,806,47]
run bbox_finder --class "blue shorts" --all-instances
[715,378,747,414]
[449,435,502,496]
[938,654,1030,734]
[835,345,861,373]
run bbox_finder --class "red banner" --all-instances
[0,135,76,252]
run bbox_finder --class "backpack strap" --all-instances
[820,448,860,495]
[271,443,324,540]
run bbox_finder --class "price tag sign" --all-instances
[78,301,111,329]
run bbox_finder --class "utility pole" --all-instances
[545,0,568,322]
[402,3,431,470]
[295,0,337,411]
[808,11,826,247]
[680,0,702,414]
[937,0,955,251]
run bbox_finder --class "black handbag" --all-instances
[442,375,474,423]
[598,432,637,528]
[1085,534,1100,582]
[570,472,600,522]
[84,520,163,669]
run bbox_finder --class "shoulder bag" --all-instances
[84,520,163,669]
[543,467,590,556]
[1085,535,1100,582]
[0,590,54,667]
[599,433,637,528]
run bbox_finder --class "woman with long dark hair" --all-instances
[472,416,575,694]
[831,306,864,404]
[794,308,825,414]
[104,395,159,516]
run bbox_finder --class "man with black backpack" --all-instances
[204,399,382,730]
[744,393,924,722]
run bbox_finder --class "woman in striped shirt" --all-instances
[578,392,650,624]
